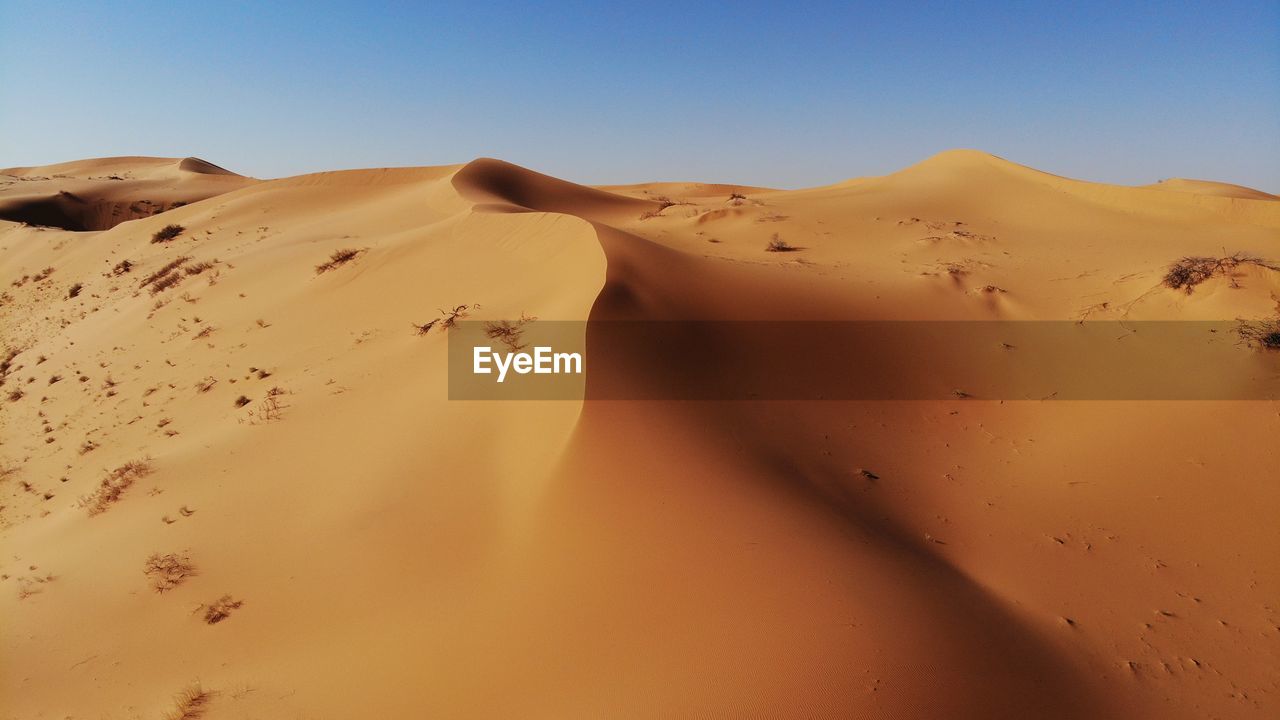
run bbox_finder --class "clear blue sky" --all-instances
[2,1,1277,190]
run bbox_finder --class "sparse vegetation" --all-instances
[0,347,18,386]
[251,391,287,422]
[1163,254,1280,294]
[149,271,184,295]
[1238,318,1280,350]
[144,553,197,592]
[202,595,243,624]
[314,248,363,274]
[234,395,251,407]
[151,224,185,243]
[81,460,152,516]
[140,257,190,294]
[765,234,798,252]
[484,313,537,351]
[67,282,83,298]
[638,194,692,220]
[163,683,214,720]
[415,303,481,335]
[111,259,133,275]
[184,261,215,276]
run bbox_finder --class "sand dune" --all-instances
[1146,177,1280,201]
[0,156,255,231]
[2,152,1278,718]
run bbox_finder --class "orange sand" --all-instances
[2,151,1278,718]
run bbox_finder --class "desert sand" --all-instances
[2,150,1278,718]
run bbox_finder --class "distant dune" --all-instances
[1145,177,1279,201]
[2,152,1278,719]
[0,156,254,231]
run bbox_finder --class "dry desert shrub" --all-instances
[201,595,243,624]
[249,388,287,422]
[140,257,191,294]
[80,460,152,515]
[184,261,215,276]
[149,271,183,295]
[414,303,481,335]
[111,259,133,275]
[233,395,251,407]
[1163,254,1279,294]
[1238,319,1280,350]
[163,683,214,720]
[765,234,797,252]
[67,282,83,298]
[144,553,197,592]
[151,224,185,243]
[314,248,363,274]
[484,313,537,351]
[0,347,18,384]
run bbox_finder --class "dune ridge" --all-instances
[2,152,1278,718]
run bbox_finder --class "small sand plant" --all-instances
[484,313,537,351]
[163,683,214,720]
[414,304,481,334]
[314,248,363,274]
[151,224,185,243]
[141,257,191,295]
[765,234,798,252]
[201,595,243,624]
[80,460,152,515]
[144,553,197,592]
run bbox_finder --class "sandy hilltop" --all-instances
[2,151,1279,718]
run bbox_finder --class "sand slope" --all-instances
[2,152,1278,719]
